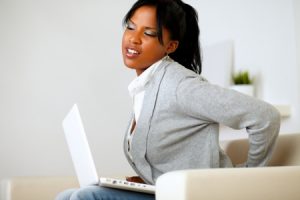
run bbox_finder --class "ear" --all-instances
[166,40,179,54]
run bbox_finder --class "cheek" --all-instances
[148,43,167,57]
[121,34,129,57]
[121,33,126,48]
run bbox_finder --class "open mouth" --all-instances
[126,48,140,57]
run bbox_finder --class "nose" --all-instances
[129,31,142,45]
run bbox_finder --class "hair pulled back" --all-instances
[123,0,202,74]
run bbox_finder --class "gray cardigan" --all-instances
[123,59,280,185]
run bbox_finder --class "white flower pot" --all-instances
[230,85,254,97]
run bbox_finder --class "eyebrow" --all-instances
[129,19,157,30]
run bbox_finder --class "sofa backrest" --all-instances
[221,133,300,166]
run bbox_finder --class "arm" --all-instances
[176,76,280,167]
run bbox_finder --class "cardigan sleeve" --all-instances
[176,75,280,167]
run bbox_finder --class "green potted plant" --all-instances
[231,70,254,96]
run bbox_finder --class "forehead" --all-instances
[130,6,157,26]
[127,5,172,42]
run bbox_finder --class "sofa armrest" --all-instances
[156,166,300,200]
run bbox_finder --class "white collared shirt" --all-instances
[128,58,163,122]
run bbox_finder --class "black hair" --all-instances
[123,0,202,74]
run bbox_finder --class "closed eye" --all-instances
[144,30,158,37]
[125,20,157,38]
[125,21,135,30]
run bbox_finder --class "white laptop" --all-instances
[62,104,155,194]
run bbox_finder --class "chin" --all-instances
[125,65,135,70]
[122,62,136,71]
[123,59,138,69]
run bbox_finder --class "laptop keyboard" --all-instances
[99,177,155,194]
[106,178,151,188]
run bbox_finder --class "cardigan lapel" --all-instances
[129,59,172,184]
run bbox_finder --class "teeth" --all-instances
[127,48,139,54]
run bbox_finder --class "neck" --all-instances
[135,69,145,76]
[135,56,168,76]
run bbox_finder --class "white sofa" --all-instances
[1,133,300,200]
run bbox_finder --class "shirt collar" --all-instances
[128,57,165,97]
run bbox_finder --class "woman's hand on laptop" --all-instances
[125,176,145,184]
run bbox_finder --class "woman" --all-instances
[56,0,280,199]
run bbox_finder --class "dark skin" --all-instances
[122,6,178,76]
[126,176,145,184]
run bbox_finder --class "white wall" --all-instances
[187,0,300,136]
[0,0,137,180]
[0,0,299,181]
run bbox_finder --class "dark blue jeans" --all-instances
[55,186,155,200]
